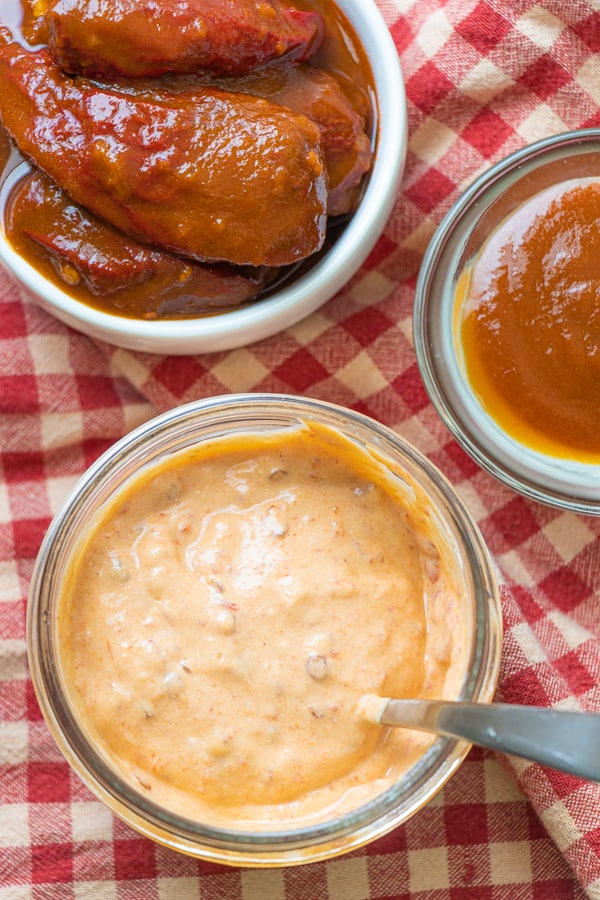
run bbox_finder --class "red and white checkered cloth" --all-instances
[1,0,600,897]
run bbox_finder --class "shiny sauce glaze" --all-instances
[459,178,600,461]
[0,0,375,319]
[58,422,470,827]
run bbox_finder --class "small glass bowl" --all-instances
[27,394,501,866]
[413,128,600,515]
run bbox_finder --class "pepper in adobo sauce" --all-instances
[47,0,324,78]
[0,0,375,320]
[459,178,600,461]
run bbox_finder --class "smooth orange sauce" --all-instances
[58,422,470,828]
[459,178,600,461]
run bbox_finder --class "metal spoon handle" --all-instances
[368,698,600,783]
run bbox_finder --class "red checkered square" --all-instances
[149,356,209,400]
[482,497,541,554]
[405,60,456,115]
[498,663,558,708]
[460,109,514,158]
[71,841,116,882]
[0,301,30,337]
[353,385,408,431]
[284,867,330,898]
[444,803,489,846]
[388,16,414,55]
[31,842,73,884]
[583,108,600,128]
[544,768,586,803]
[447,839,495,892]
[362,233,398,271]
[113,839,157,881]
[447,887,494,900]
[11,519,51,561]
[81,436,118,469]
[404,167,457,214]
[194,857,236,877]
[572,11,600,51]
[455,1,512,54]
[442,749,487,802]
[341,308,394,347]
[392,364,431,415]
[29,802,74,845]
[364,823,408,856]
[2,452,45,483]
[518,54,572,100]
[540,567,592,615]
[272,347,330,391]
[504,585,549,627]
[26,679,45,721]
[0,376,39,414]
[303,328,363,373]
[151,844,201,877]
[440,441,482,479]
[0,526,15,565]
[28,763,72,804]
[491,799,541,844]
[554,649,598,695]
[76,375,124,410]
[0,601,26,640]
[532,880,583,899]
[569,828,600,879]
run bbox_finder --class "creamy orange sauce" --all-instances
[59,422,470,827]
[459,178,600,461]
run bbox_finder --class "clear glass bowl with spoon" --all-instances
[28,393,502,866]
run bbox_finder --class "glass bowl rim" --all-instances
[413,127,600,515]
[27,392,502,864]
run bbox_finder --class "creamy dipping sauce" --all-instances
[58,421,470,827]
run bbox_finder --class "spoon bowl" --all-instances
[360,695,600,782]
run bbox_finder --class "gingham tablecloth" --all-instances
[1,0,600,897]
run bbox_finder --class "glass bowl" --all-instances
[27,394,501,866]
[413,128,600,514]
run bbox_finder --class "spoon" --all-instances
[358,695,600,783]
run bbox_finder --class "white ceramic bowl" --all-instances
[0,0,406,355]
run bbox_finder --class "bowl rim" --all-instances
[27,393,502,865]
[413,127,600,515]
[0,0,408,355]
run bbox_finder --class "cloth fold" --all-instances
[1,0,600,897]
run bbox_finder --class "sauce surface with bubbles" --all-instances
[58,421,469,826]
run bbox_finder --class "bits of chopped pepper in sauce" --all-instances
[59,422,470,827]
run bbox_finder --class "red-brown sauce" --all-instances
[0,0,375,320]
[459,178,600,461]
